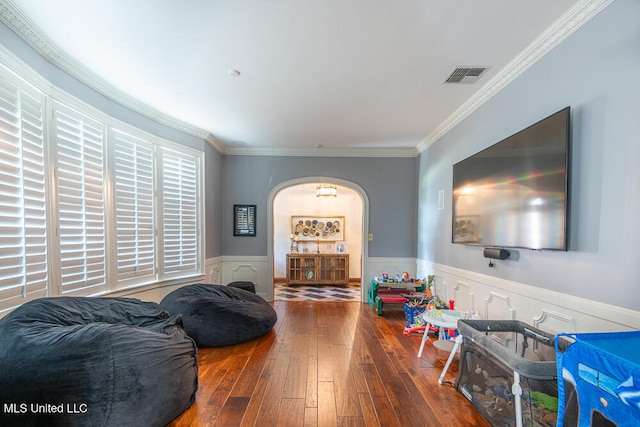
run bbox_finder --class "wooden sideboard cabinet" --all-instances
[286,254,349,287]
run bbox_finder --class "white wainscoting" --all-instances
[417,260,640,334]
[204,256,222,285]
[221,256,271,301]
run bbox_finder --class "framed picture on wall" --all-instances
[234,204,256,236]
[335,242,347,253]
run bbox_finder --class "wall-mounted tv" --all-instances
[452,107,570,251]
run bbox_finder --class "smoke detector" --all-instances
[444,66,488,84]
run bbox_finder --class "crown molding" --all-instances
[417,0,614,153]
[0,0,210,141]
[220,145,419,158]
[205,133,227,152]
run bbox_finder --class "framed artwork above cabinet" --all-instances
[291,215,344,241]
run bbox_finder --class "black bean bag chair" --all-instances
[227,280,256,293]
[160,284,277,347]
[0,297,198,427]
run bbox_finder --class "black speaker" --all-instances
[483,247,510,260]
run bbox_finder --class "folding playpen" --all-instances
[456,320,558,427]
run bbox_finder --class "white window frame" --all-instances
[0,45,205,312]
[50,101,108,296]
[109,128,158,288]
[0,65,49,313]
[157,146,203,280]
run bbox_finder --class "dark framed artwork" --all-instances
[234,204,256,236]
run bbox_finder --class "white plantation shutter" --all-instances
[0,58,205,308]
[52,103,107,295]
[113,130,156,285]
[0,73,47,311]
[159,148,199,277]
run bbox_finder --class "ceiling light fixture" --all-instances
[228,69,241,77]
[316,184,337,198]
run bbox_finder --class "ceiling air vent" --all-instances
[445,66,488,84]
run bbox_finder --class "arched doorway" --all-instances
[266,177,369,302]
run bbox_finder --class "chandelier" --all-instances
[316,184,337,198]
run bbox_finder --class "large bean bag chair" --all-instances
[0,297,198,427]
[227,280,256,293]
[160,284,277,347]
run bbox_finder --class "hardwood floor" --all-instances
[167,301,490,427]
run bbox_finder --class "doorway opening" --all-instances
[267,177,369,302]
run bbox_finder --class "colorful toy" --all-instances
[530,391,558,412]
[485,397,515,424]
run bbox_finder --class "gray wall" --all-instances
[204,144,223,258]
[417,0,640,310]
[222,156,417,257]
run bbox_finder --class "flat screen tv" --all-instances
[452,107,570,251]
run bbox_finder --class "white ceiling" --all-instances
[3,0,603,156]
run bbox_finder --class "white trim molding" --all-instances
[419,261,640,334]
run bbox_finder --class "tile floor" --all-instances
[274,283,361,302]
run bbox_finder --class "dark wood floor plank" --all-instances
[167,301,490,427]
[228,334,274,398]
[330,344,363,418]
[214,396,250,426]
[304,405,318,426]
[356,391,383,427]
[276,398,306,426]
[256,340,293,425]
[359,363,401,427]
[306,354,319,409]
[317,380,338,427]
[283,333,310,399]
[237,357,273,427]
[317,325,334,383]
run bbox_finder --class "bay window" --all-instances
[0,59,204,313]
